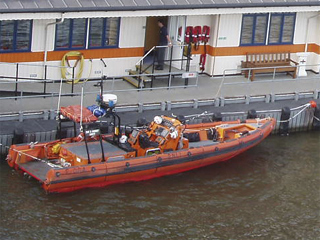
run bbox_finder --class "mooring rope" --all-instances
[313,115,320,122]
[276,103,311,123]
[170,101,317,124]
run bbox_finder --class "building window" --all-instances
[240,13,296,46]
[0,20,32,52]
[269,13,296,45]
[55,19,87,49]
[89,18,120,48]
[240,14,268,45]
[55,18,120,50]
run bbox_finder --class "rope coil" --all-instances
[61,51,84,84]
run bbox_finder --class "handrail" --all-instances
[213,63,320,99]
[0,61,69,69]
[136,46,156,66]
[135,44,188,66]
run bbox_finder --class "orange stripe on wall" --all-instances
[47,47,145,61]
[207,44,320,56]
[307,43,320,54]
[0,44,318,63]
[0,52,44,62]
[0,47,145,63]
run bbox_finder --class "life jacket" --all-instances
[192,26,202,50]
[184,26,193,44]
[202,25,210,43]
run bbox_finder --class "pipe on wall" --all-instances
[43,13,65,78]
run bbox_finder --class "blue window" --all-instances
[0,20,32,52]
[240,14,268,46]
[268,13,296,45]
[55,19,87,50]
[240,13,296,46]
[89,18,120,48]
[55,18,120,50]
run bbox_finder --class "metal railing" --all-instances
[135,44,192,87]
[0,61,83,96]
[216,64,320,98]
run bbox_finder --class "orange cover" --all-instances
[60,105,98,123]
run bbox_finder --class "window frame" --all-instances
[268,13,296,45]
[88,18,120,49]
[55,19,88,50]
[55,17,120,51]
[240,14,268,46]
[0,20,33,53]
[240,13,296,46]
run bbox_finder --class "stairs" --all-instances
[122,66,153,88]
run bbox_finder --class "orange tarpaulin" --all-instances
[60,105,98,123]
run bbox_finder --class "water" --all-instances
[0,132,319,240]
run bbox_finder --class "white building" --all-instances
[0,0,319,79]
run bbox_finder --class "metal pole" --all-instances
[138,58,143,89]
[169,46,173,73]
[168,73,172,89]
[43,65,47,97]
[71,66,75,94]
[151,47,157,88]
[15,63,19,98]
[185,44,191,86]
[80,84,84,132]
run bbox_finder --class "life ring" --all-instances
[61,51,84,84]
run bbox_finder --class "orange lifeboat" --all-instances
[6,110,275,193]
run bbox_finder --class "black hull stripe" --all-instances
[50,130,266,185]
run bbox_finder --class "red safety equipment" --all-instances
[192,26,202,43]
[198,25,211,72]
[185,26,193,44]
[192,26,202,50]
[202,25,210,43]
[199,54,206,72]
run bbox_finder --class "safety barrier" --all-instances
[217,64,320,98]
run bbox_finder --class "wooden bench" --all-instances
[242,52,298,81]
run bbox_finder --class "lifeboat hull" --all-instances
[7,118,275,193]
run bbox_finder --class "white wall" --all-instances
[294,12,320,72]
[212,14,243,75]
[31,19,54,52]
[119,17,146,48]
[27,17,147,77]
[294,12,319,45]
[212,56,244,75]
[216,14,242,47]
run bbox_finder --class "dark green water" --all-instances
[0,132,319,240]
